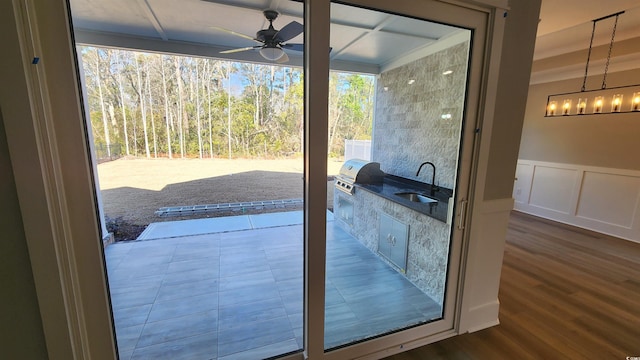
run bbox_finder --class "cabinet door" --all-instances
[378,213,394,258]
[378,213,409,272]
[389,221,409,273]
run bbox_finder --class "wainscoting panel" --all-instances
[576,171,640,228]
[514,160,640,243]
[514,163,533,205]
[528,165,578,215]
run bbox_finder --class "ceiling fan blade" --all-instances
[281,43,303,52]
[276,51,290,64]
[274,21,303,42]
[211,26,259,42]
[220,46,260,54]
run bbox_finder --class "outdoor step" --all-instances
[155,198,303,217]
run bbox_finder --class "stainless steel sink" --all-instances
[394,192,437,204]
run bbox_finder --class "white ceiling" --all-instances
[69,0,464,74]
[531,0,640,84]
[69,0,640,77]
[535,0,640,60]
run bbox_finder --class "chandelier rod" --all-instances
[580,10,625,93]
[601,14,620,89]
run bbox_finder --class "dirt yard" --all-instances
[98,157,344,239]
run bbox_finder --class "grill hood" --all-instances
[335,159,384,194]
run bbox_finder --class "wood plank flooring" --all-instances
[384,211,640,360]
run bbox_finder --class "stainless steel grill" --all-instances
[334,159,384,195]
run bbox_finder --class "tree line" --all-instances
[80,46,374,160]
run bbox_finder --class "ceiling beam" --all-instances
[330,15,396,59]
[329,18,439,41]
[135,0,168,41]
[380,29,469,73]
[200,0,303,18]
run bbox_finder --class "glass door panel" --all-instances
[70,0,305,358]
[325,1,471,350]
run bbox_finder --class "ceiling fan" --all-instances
[215,10,303,63]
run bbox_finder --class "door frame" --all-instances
[312,1,505,358]
[1,0,509,358]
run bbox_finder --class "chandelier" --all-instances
[545,11,640,117]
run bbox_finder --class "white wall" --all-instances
[514,160,640,243]
[519,69,640,171]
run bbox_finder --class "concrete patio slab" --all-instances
[137,215,253,240]
[137,210,335,240]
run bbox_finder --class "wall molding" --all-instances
[514,159,640,243]
[458,197,513,333]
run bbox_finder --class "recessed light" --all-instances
[408,79,415,85]
[383,86,389,91]
[442,70,453,75]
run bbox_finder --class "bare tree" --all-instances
[95,53,111,157]
[242,63,264,126]
[134,53,151,158]
[161,55,172,159]
[327,72,344,155]
[195,58,203,158]
[116,50,130,155]
[226,62,232,158]
[174,57,185,158]
[206,59,214,158]
[146,60,157,158]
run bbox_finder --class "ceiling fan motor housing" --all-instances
[257,10,280,45]
[263,9,279,21]
[256,28,278,44]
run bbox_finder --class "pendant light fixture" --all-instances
[545,11,640,117]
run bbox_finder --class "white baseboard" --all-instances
[461,300,501,333]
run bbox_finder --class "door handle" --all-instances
[457,199,468,230]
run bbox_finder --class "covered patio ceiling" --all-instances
[69,0,466,74]
[69,0,640,78]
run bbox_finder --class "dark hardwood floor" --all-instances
[384,211,640,360]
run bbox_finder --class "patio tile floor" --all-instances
[105,211,441,360]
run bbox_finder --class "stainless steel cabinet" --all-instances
[336,195,354,225]
[378,212,409,272]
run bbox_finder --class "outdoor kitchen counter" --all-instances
[356,174,452,223]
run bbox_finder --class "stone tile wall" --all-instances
[373,42,469,189]
[334,42,470,306]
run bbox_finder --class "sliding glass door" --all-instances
[63,0,493,358]
[306,0,490,358]
[324,1,472,350]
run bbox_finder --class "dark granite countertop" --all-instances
[356,174,452,223]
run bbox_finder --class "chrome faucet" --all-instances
[416,161,437,194]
